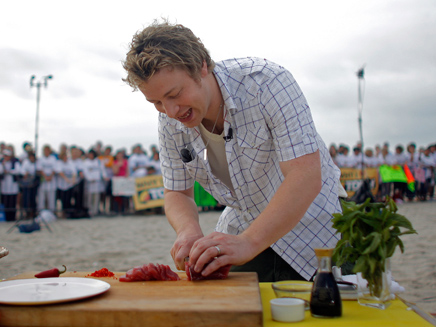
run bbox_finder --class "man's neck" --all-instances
[201,74,224,134]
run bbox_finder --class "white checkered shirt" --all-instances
[158,57,342,280]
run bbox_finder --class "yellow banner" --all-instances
[132,175,165,210]
[340,168,379,197]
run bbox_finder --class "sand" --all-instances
[0,202,435,314]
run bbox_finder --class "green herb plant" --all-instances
[332,197,417,298]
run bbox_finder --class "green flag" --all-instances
[379,165,408,183]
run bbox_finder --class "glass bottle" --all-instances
[310,248,342,318]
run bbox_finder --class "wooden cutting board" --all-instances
[0,271,262,327]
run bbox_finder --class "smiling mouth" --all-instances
[178,108,192,121]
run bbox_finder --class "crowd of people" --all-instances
[0,141,161,222]
[329,141,436,202]
[1,139,435,222]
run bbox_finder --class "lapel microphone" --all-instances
[223,127,233,142]
[180,148,194,163]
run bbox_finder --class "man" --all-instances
[122,20,345,282]
[70,146,87,218]
[36,145,58,213]
[335,144,351,168]
[128,144,152,177]
[349,146,364,169]
[0,149,21,221]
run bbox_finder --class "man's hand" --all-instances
[188,232,258,276]
[164,187,203,271]
[171,231,204,270]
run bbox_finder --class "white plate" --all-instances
[0,277,111,305]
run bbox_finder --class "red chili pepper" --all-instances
[35,265,67,278]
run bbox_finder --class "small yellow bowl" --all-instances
[271,280,313,310]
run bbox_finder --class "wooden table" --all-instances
[0,271,262,327]
[1,272,435,327]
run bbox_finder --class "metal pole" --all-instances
[35,82,41,156]
[357,66,365,181]
[30,75,52,156]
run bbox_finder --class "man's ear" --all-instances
[200,60,209,78]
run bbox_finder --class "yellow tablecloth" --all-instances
[260,283,434,327]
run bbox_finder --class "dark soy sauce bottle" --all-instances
[310,248,342,318]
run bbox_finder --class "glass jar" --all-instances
[310,248,342,318]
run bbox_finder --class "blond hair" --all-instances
[122,20,215,90]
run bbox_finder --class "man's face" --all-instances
[43,147,51,157]
[138,64,211,129]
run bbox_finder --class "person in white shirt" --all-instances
[98,146,115,215]
[19,151,39,219]
[56,152,77,218]
[349,146,364,169]
[392,145,409,165]
[335,145,351,168]
[148,151,162,175]
[36,145,58,213]
[429,143,436,199]
[363,148,379,168]
[0,149,21,221]
[416,147,436,201]
[70,146,86,218]
[128,144,152,178]
[122,21,346,281]
[391,145,409,202]
[82,149,107,217]
[18,142,32,163]
[379,145,395,166]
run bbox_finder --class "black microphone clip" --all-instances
[181,148,194,163]
[223,127,233,142]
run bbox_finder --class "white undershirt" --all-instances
[199,123,234,193]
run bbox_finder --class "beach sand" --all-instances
[0,201,435,314]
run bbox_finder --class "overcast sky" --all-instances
[1,0,435,156]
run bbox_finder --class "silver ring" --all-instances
[214,245,221,256]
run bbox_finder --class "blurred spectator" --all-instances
[94,141,103,156]
[0,149,21,221]
[19,151,39,219]
[83,149,107,217]
[56,152,77,218]
[70,146,87,218]
[329,144,338,166]
[150,144,159,159]
[148,151,162,175]
[36,145,57,213]
[349,146,364,169]
[336,145,351,168]
[19,141,33,162]
[392,145,408,165]
[112,149,130,214]
[128,144,152,177]
[416,147,435,201]
[363,148,379,167]
[98,146,114,214]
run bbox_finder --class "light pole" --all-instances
[356,65,365,180]
[30,75,53,156]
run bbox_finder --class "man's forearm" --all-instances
[164,188,202,236]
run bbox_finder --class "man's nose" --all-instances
[163,100,179,119]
